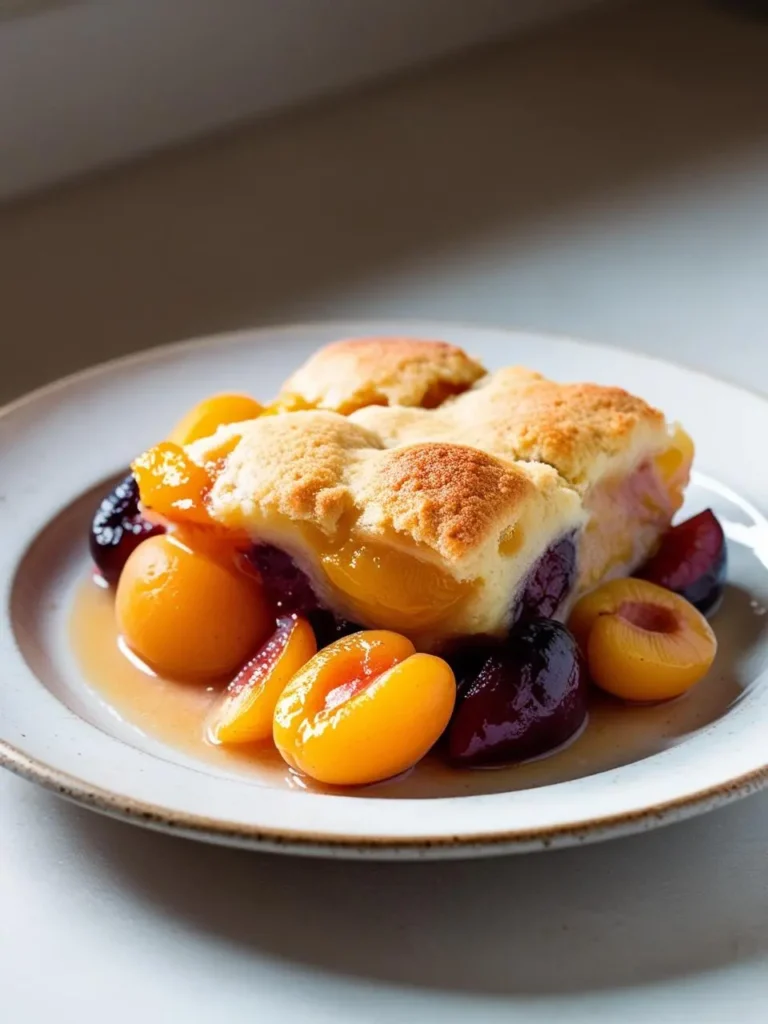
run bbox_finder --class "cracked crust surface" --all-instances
[353,442,535,563]
[191,417,557,566]
[278,337,486,414]
[188,411,382,535]
[193,344,672,561]
[181,339,684,645]
[352,366,669,490]
[461,368,667,488]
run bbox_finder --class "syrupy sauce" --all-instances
[69,574,744,799]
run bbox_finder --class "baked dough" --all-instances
[187,339,690,648]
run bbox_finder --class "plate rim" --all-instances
[3,736,768,859]
[3,318,768,859]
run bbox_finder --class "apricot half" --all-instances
[168,393,263,446]
[116,534,272,680]
[321,541,470,632]
[655,425,695,506]
[569,577,717,702]
[132,442,213,526]
[208,615,317,745]
[273,630,456,785]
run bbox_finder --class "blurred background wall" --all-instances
[0,0,600,199]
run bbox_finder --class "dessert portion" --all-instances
[182,344,691,650]
[188,414,583,649]
[86,335,724,789]
[350,365,692,593]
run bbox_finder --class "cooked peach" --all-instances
[655,425,695,505]
[116,534,272,680]
[208,615,316,745]
[169,522,248,564]
[321,541,471,632]
[273,630,456,785]
[132,442,213,526]
[261,394,313,416]
[569,577,717,702]
[168,393,263,446]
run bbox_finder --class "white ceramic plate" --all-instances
[3,321,768,859]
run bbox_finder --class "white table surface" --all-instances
[3,2,768,1021]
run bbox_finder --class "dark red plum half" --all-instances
[447,619,588,767]
[90,474,164,585]
[638,509,727,615]
[516,534,577,622]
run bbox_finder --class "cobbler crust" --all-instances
[351,366,668,492]
[185,338,683,643]
[354,443,534,562]
[190,418,555,569]
[468,368,667,489]
[278,337,486,414]
[191,411,381,534]
[191,340,672,564]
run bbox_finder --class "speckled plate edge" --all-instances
[2,320,768,860]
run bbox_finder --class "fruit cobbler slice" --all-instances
[187,415,583,650]
[352,363,693,597]
[94,336,722,782]
[160,338,693,651]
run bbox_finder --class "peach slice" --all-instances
[273,630,456,785]
[208,616,317,745]
[655,425,695,506]
[116,534,273,680]
[168,393,263,446]
[132,441,213,526]
[261,394,313,416]
[321,541,471,632]
[568,577,717,702]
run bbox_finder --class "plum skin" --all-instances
[638,509,727,616]
[447,619,588,767]
[248,545,361,646]
[247,544,320,615]
[90,474,164,585]
[516,534,577,622]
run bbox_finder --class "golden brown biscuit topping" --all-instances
[355,443,533,562]
[184,338,687,645]
[278,337,486,414]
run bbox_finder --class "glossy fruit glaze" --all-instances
[70,573,740,798]
[247,546,363,646]
[167,392,263,447]
[514,535,577,623]
[250,537,576,643]
[274,631,455,786]
[447,620,587,766]
[116,533,273,680]
[207,615,318,745]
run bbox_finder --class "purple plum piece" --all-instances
[248,545,362,645]
[638,509,727,616]
[307,609,363,648]
[89,474,164,585]
[447,619,588,767]
[247,544,321,615]
[516,534,577,622]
